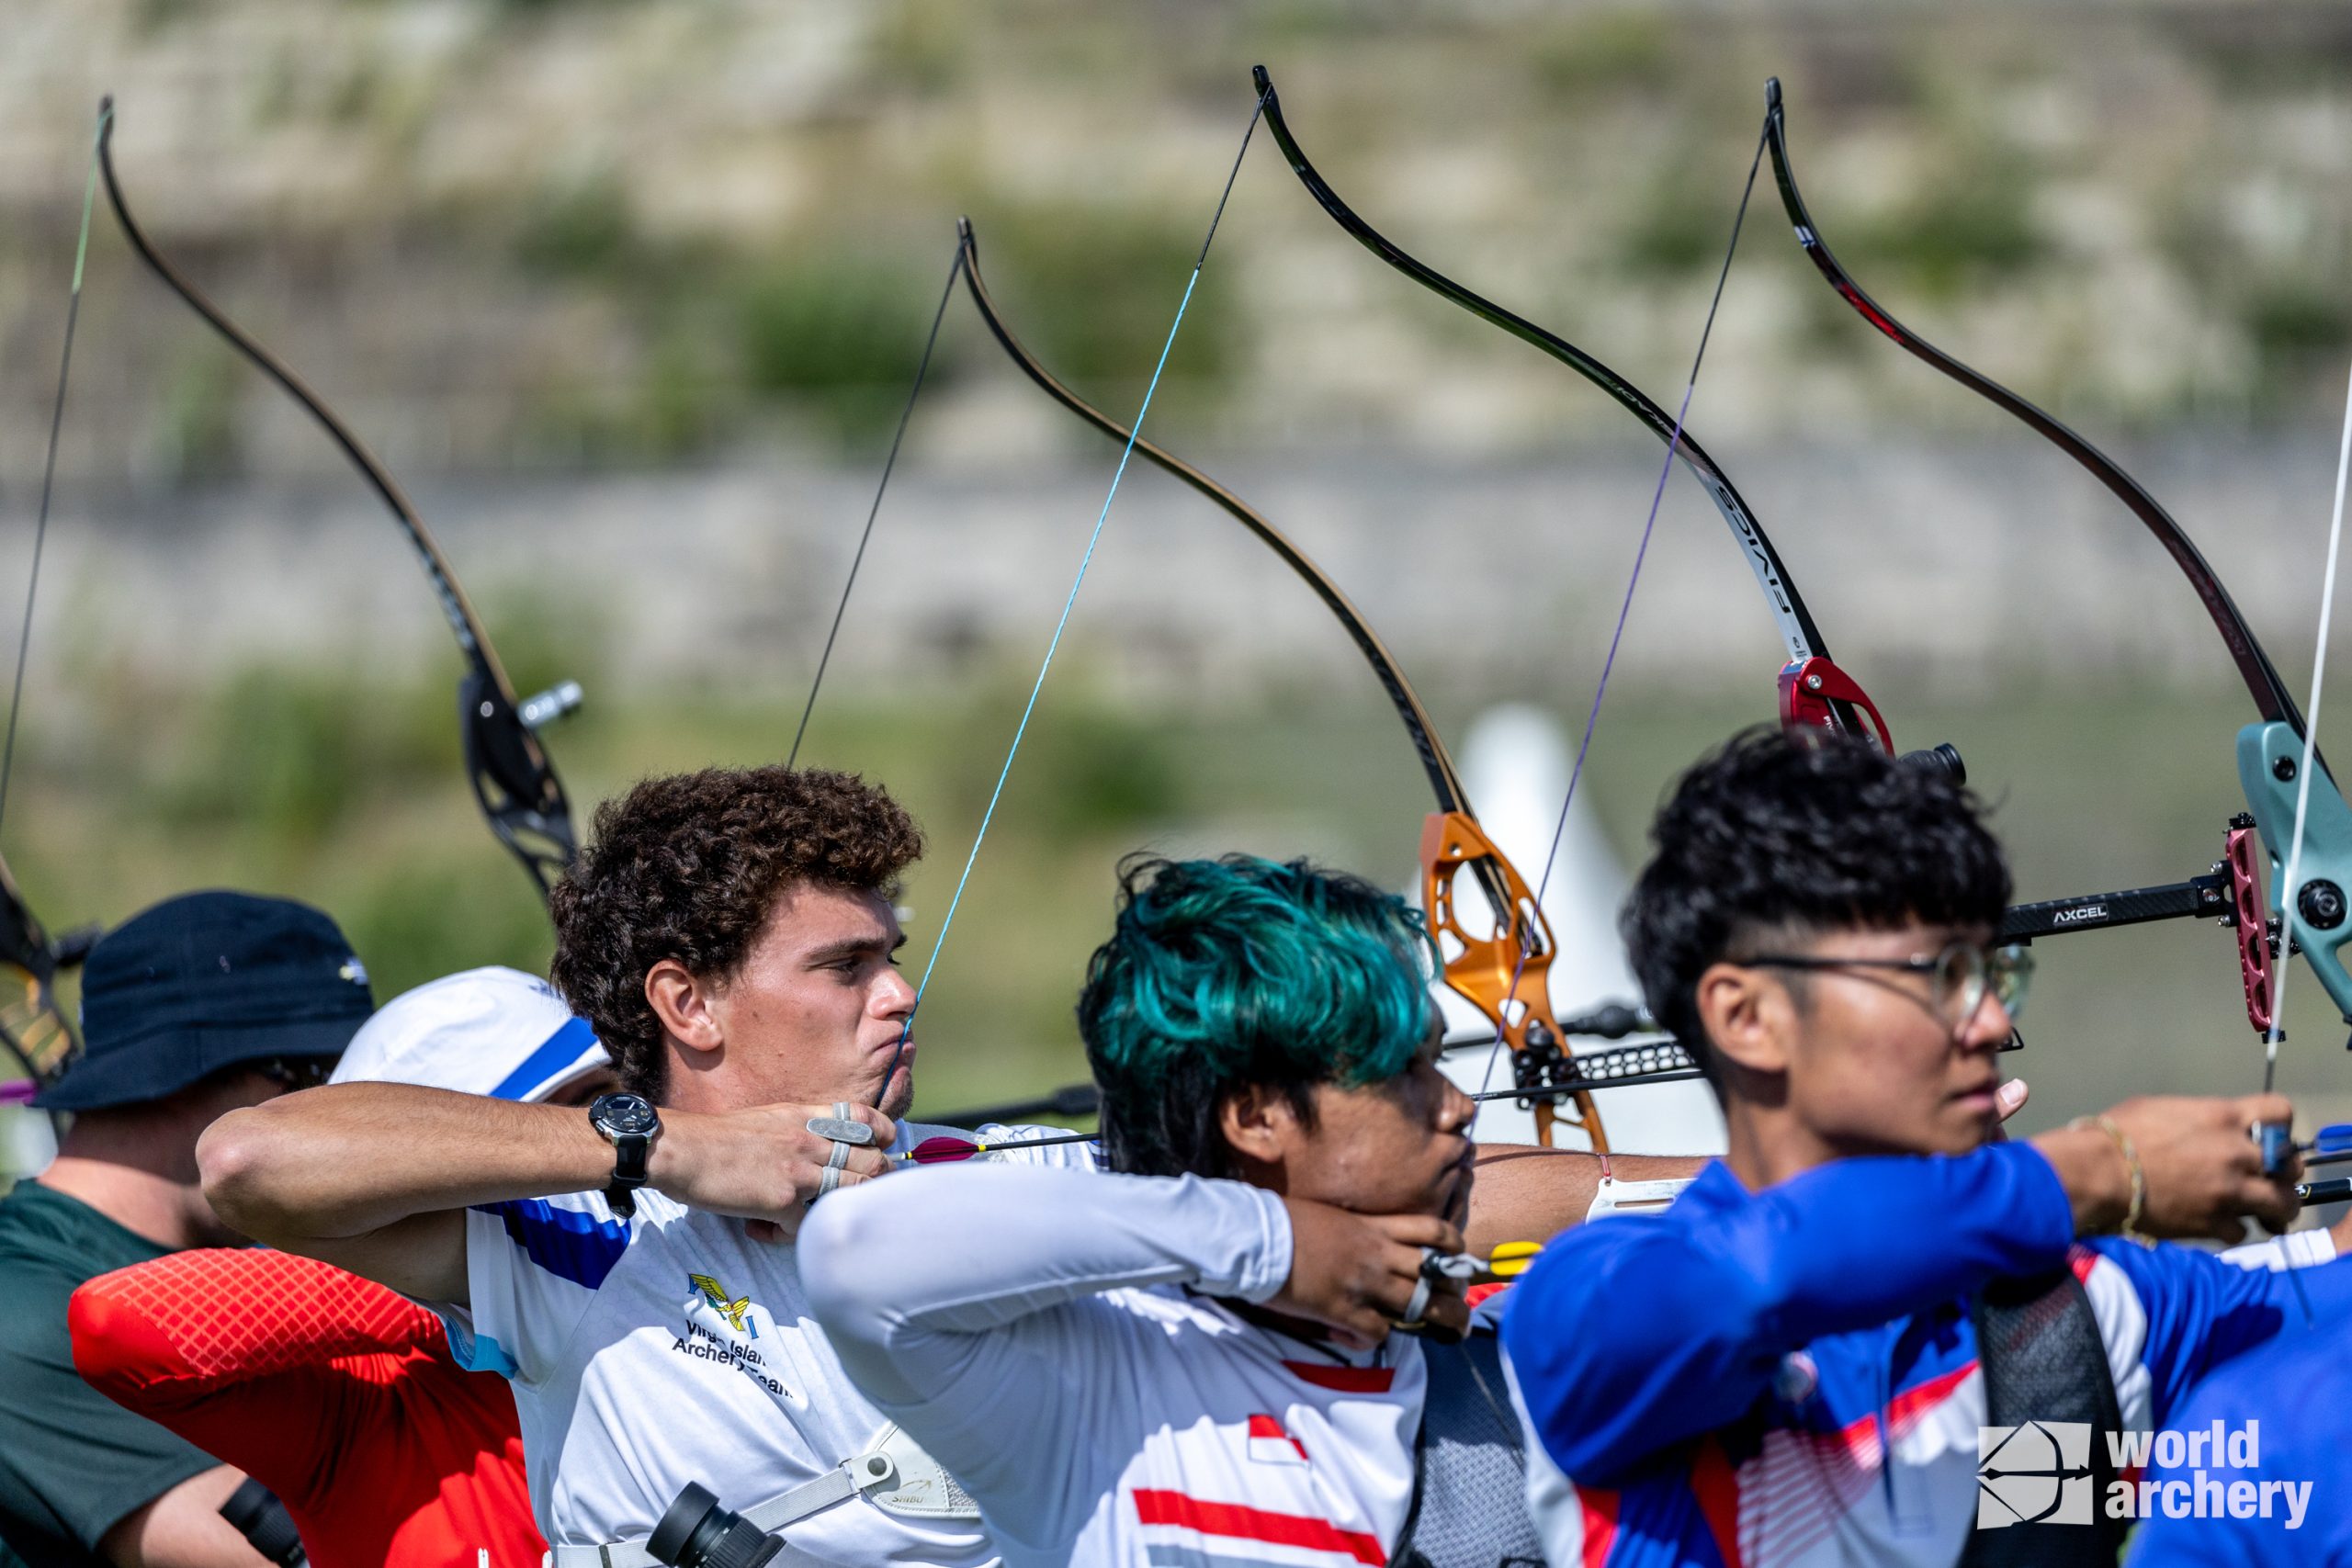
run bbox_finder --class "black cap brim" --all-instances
[33,1014,363,1111]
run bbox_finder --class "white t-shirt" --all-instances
[434,1121,1093,1562]
[800,1162,1427,1568]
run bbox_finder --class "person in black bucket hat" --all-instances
[36,890,374,1112]
[0,890,372,1568]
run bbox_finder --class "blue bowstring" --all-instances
[908,264,1204,1010]
[878,96,1266,1104]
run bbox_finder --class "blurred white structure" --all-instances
[0,1104,56,1181]
[1431,705,1724,1156]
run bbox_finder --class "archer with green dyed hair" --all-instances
[801,852,1508,1566]
[1078,852,1441,1182]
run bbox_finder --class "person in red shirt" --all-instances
[70,968,615,1568]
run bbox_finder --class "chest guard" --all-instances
[1390,1330,1544,1568]
[1958,1265,2129,1568]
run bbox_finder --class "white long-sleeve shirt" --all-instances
[432,1122,1094,1562]
[800,1163,1428,1568]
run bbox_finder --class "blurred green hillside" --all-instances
[12,0,2352,488]
[7,632,2344,1137]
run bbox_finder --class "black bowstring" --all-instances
[1473,117,1772,1112]
[785,241,967,772]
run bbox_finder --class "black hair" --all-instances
[1622,728,2011,1084]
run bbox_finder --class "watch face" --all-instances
[593,1092,658,1137]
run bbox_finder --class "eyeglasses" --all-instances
[257,1056,334,1092]
[1741,940,2034,1032]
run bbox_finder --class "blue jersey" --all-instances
[1499,1145,2352,1568]
[2127,1323,2342,1565]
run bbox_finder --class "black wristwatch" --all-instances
[589,1092,661,1217]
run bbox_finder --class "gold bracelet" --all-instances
[2071,1114,2152,1246]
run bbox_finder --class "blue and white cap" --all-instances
[329,966,606,1102]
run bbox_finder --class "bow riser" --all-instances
[1419,811,1608,1151]
[2237,725,2352,1035]
[1778,656,1896,754]
[0,855,83,1094]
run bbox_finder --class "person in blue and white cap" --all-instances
[330,967,616,1109]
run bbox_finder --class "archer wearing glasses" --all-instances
[1501,728,2351,1568]
[1745,936,2032,1073]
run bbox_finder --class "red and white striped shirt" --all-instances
[801,1164,1426,1568]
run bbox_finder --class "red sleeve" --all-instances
[70,1249,446,1506]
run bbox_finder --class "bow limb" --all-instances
[1249,66,1896,756]
[96,104,578,903]
[0,852,79,1104]
[1764,80,2352,1039]
[1763,80,2305,737]
[956,217,1612,1149]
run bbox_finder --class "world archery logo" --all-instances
[1977,1420,2094,1528]
[688,1273,756,1337]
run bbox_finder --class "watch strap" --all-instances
[591,1094,657,1219]
[605,1135,649,1217]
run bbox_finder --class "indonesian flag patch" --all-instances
[1247,1414,1310,1465]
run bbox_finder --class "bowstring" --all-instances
[2261,356,2352,1094]
[786,240,967,772]
[1473,119,1770,1111]
[874,92,1269,1110]
[0,102,109,840]
[2248,357,2352,1328]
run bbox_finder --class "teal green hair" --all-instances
[1077,854,1436,1179]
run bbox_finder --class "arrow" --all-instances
[898,1131,1101,1166]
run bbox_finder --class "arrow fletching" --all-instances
[899,1130,1102,1166]
[2307,1122,2352,1155]
[1484,1240,1544,1280]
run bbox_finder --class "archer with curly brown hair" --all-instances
[192,763,1103,1566]
[550,765,924,1103]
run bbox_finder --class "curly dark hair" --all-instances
[1622,728,2010,1089]
[548,766,923,1098]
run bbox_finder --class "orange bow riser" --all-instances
[1419,811,1606,1152]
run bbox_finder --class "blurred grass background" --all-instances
[6,641,2334,1134]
